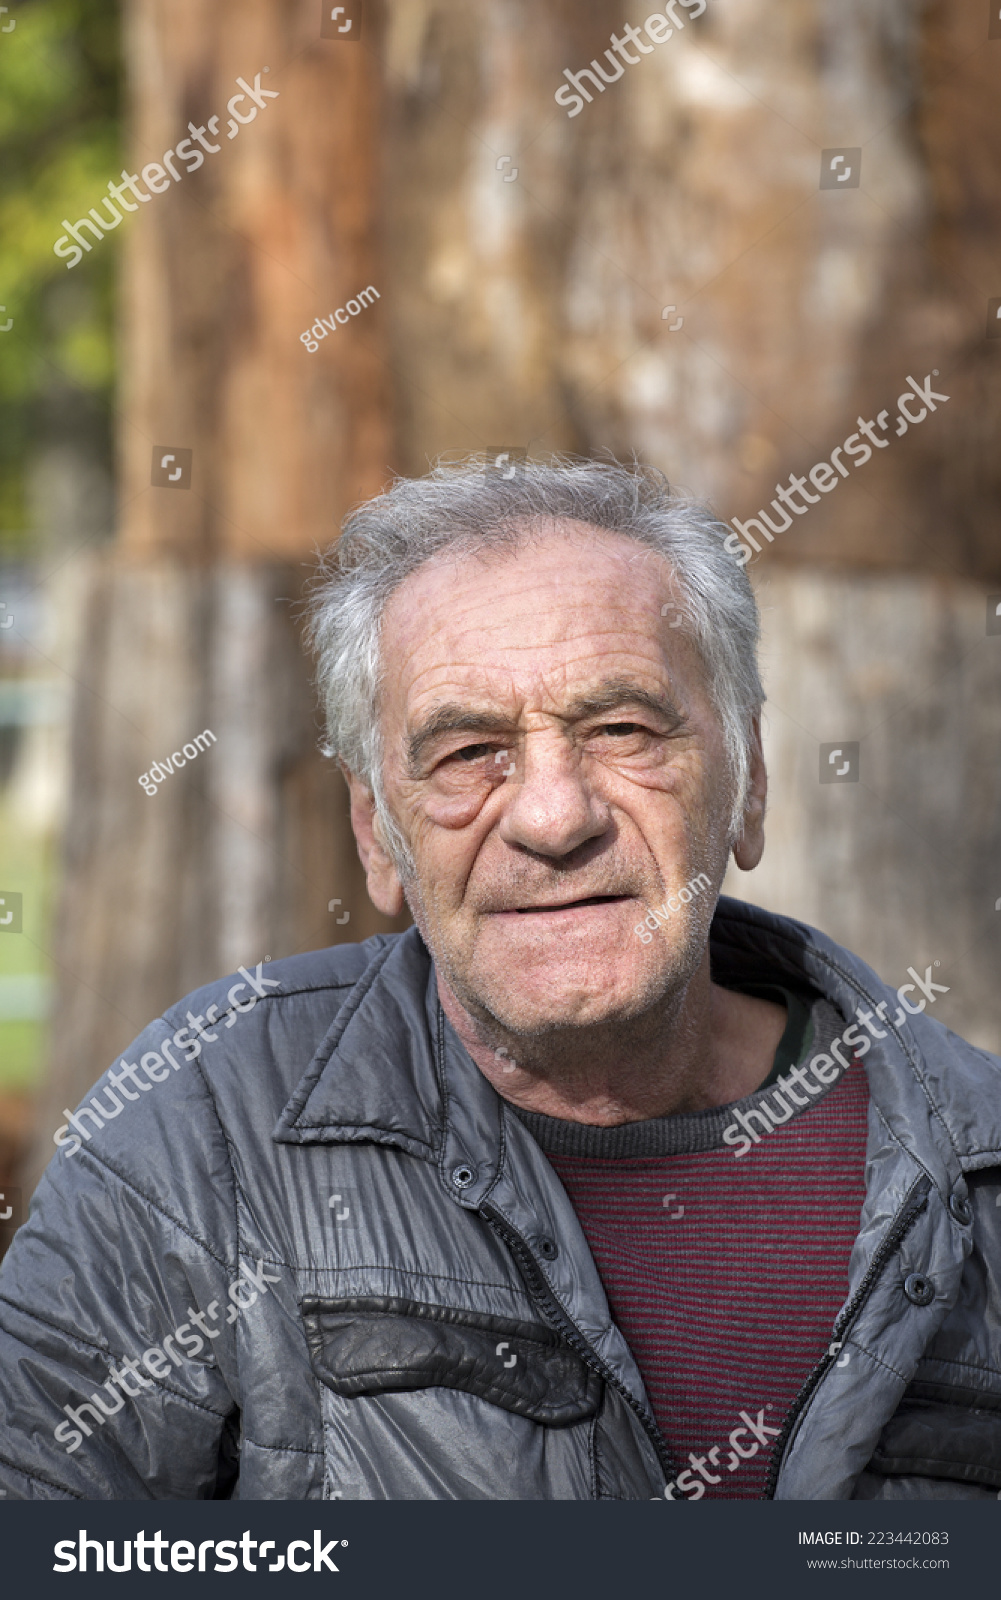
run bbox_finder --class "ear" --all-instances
[732,713,767,872]
[342,768,406,917]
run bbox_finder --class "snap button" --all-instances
[538,1237,559,1260]
[948,1193,973,1226]
[450,1164,476,1190]
[903,1271,935,1306]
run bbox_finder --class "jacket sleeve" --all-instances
[0,1017,244,1500]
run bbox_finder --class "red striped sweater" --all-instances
[515,993,870,1498]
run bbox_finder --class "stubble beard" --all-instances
[410,876,713,1090]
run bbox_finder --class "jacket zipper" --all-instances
[763,1172,933,1499]
[480,1201,682,1496]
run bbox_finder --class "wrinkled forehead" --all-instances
[379,521,688,686]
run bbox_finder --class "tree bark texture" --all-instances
[722,569,1001,1056]
[119,0,393,559]
[383,0,1001,579]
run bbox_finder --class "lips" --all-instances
[510,894,630,914]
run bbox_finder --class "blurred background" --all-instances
[1,0,999,1240]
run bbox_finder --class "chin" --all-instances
[503,990,658,1038]
[473,949,664,1035]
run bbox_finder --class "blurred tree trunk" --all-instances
[382,0,1000,581]
[25,0,409,1192]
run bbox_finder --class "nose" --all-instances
[497,732,611,859]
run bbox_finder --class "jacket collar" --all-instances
[274,927,446,1162]
[274,899,1001,1195]
[710,898,1001,1186]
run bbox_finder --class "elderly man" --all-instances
[1,459,999,1503]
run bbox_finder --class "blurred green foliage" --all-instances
[0,789,55,1089]
[0,0,121,555]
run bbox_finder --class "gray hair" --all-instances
[306,456,764,868]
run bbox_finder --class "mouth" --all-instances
[505,894,632,915]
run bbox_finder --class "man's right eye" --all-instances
[453,743,493,763]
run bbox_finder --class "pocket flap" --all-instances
[301,1294,602,1428]
[869,1395,1001,1490]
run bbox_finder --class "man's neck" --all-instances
[436,960,788,1127]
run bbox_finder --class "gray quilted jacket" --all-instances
[1,897,1000,1500]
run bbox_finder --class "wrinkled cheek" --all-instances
[403,815,478,916]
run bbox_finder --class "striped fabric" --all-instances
[545,1059,870,1498]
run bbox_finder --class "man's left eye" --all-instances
[601,723,643,737]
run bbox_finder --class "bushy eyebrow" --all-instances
[405,708,515,772]
[404,678,682,773]
[562,679,683,725]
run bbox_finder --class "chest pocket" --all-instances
[301,1294,602,1427]
[864,1392,1001,1493]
